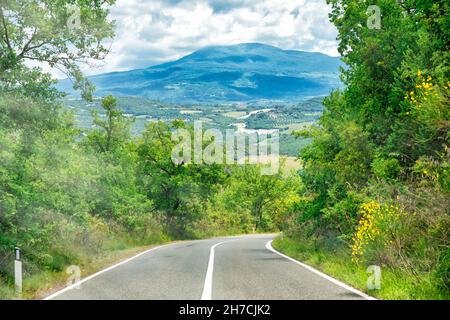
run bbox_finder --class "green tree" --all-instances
[87,95,131,153]
[0,0,115,100]
[137,121,227,236]
[223,164,297,231]
[284,0,449,298]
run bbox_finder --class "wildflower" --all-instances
[352,201,404,263]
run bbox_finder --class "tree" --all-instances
[285,1,450,298]
[137,121,227,236]
[223,164,298,231]
[0,0,115,100]
[87,95,131,153]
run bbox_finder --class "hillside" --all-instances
[58,43,343,104]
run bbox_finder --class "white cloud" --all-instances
[41,0,339,78]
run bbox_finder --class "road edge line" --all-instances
[266,240,376,300]
[43,242,174,300]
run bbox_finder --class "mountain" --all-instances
[58,43,344,104]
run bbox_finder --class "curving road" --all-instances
[45,234,371,300]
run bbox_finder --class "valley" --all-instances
[61,43,339,158]
[67,95,323,157]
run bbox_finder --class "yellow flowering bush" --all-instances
[352,200,405,263]
[273,193,301,230]
[405,69,438,106]
[403,69,449,129]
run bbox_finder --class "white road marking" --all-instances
[44,235,371,300]
[43,242,174,300]
[201,240,235,300]
[266,240,376,300]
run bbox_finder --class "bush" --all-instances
[372,157,401,180]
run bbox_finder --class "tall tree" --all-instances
[0,0,115,100]
[87,95,131,153]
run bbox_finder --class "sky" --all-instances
[46,0,340,77]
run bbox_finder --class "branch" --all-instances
[18,29,45,58]
[0,5,12,52]
[21,54,93,66]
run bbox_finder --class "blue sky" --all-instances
[46,0,340,77]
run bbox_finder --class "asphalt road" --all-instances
[45,234,370,300]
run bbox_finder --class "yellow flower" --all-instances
[352,201,404,263]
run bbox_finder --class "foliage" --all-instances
[0,0,115,100]
[86,95,132,153]
[351,200,405,263]
[282,0,450,298]
[212,164,300,231]
[1,0,448,301]
[273,235,449,300]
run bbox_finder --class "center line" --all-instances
[201,240,233,300]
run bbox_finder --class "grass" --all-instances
[0,229,258,300]
[272,236,448,300]
[0,241,173,300]
[4,231,445,300]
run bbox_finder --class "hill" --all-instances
[58,43,343,104]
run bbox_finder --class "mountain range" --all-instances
[58,43,344,104]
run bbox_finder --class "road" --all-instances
[45,234,371,300]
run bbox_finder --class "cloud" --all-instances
[43,0,339,77]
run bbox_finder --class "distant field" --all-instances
[278,122,316,133]
[223,111,247,118]
[282,156,302,173]
[68,96,323,156]
[245,155,301,175]
[180,110,203,114]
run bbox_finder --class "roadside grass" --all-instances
[0,230,266,300]
[0,279,15,299]
[0,241,171,300]
[34,244,169,300]
[5,232,444,300]
[272,236,448,300]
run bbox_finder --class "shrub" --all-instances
[352,200,406,264]
[372,157,401,180]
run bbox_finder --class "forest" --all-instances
[0,0,449,299]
